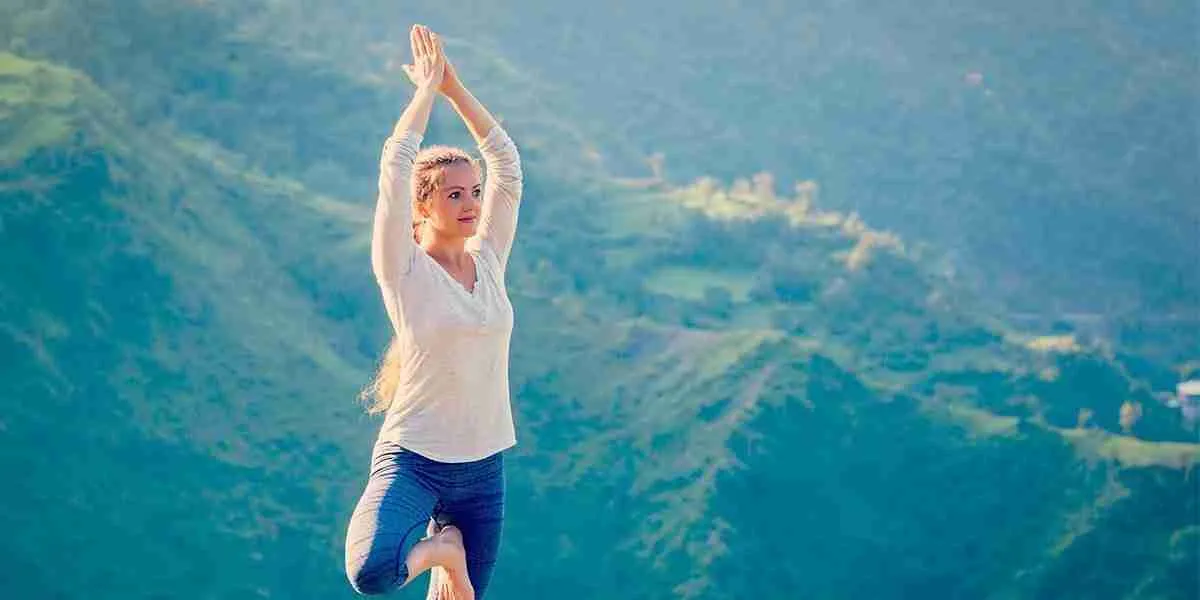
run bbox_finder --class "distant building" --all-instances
[1176,381,1200,423]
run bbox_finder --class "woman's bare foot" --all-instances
[405,523,472,600]
[425,521,448,600]
[430,526,473,600]
[424,521,452,600]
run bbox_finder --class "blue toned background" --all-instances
[1,1,1196,598]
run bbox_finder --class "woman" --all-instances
[344,24,523,600]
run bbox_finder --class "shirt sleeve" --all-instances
[474,125,523,272]
[371,130,423,333]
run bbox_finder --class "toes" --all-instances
[449,576,474,600]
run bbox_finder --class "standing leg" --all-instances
[435,452,506,599]
[344,443,439,595]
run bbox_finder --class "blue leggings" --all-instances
[344,439,506,597]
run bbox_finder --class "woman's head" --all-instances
[411,146,483,242]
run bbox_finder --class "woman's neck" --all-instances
[420,228,471,267]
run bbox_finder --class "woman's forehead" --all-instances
[439,162,480,186]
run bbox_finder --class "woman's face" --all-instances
[421,162,481,239]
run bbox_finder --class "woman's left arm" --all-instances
[441,63,524,270]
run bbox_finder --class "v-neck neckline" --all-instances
[423,248,479,297]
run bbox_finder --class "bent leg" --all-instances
[345,444,438,595]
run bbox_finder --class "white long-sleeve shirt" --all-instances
[370,125,523,463]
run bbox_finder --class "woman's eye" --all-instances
[449,192,460,200]
[473,188,482,197]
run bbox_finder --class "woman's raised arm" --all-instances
[371,27,444,329]
[439,53,524,271]
[371,87,434,286]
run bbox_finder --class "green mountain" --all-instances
[218,0,1200,317]
[1,1,1196,599]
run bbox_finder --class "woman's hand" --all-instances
[400,25,464,97]
[439,56,464,97]
[400,24,445,92]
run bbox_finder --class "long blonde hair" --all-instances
[359,144,482,414]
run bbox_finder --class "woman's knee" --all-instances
[345,556,398,596]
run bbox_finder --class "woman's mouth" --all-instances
[458,216,477,224]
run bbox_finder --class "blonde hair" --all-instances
[360,144,482,414]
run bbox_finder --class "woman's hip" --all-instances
[369,439,504,491]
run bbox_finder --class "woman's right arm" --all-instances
[371,25,445,330]
[371,87,437,286]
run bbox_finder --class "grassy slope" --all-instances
[0,51,376,597]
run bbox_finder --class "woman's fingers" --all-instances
[433,33,446,62]
[410,25,423,60]
[418,25,433,59]
[416,25,432,60]
[428,29,442,62]
[407,24,447,89]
